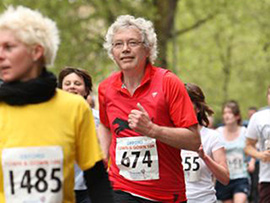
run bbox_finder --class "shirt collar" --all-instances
[112,62,155,91]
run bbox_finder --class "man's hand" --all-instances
[128,103,156,137]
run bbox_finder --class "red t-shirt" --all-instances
[98,63,197,202]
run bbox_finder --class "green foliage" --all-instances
[168,0,270,122]
[1,0,269,122]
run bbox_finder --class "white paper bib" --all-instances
[116,136,159,181]
[227,151,244,177]
[2,146,63,203]
[181,150,201,182]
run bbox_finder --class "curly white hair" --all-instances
[103,15,158,64]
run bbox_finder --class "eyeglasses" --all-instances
[112,40,143,49]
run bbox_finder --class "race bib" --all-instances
[181,150,201,182]
[227,151,244,176]
[2,146,63,203]
[116,136,159,181]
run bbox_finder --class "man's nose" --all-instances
[122,42,131,52]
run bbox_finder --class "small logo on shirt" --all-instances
[113,118,131,135]
[152,92,158,98]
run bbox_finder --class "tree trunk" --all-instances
[215,33,234,102]
[153,0,179,68]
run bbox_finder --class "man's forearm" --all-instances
[150,124,201,151]
[245,144,260,159]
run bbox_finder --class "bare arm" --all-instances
[128,103,201,151]
[198,146,229,185]
[245,138,270,162]
[152,124,200,151]
[247,157,256,173]
[98,123,112,161]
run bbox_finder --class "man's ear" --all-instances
[31,44,44,62]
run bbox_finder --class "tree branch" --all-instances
[172,13,217,37]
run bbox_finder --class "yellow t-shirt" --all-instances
[0,89,103,203]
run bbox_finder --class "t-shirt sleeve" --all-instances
[98,80,110,128]
[211,131,225,152]
[241,126,247,141]
[163,72,197,127]
[246,114,259,140]
[75,101,103,171]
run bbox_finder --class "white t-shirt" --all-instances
[74,109,100,190]
[246,108,270,182]
[216,126,249,180]
[181,127,224,203]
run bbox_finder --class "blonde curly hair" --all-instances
[0,6,60,66]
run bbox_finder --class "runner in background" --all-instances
[99,15,200,202]
[0,6,113,203]
[58,67,100,203]
[182,83,229,203]
[243,106,257,128]
[215,100,250,203]
[245,86,270,203]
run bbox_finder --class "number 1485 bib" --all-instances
[2,146,63,203]
[116,136,159,181]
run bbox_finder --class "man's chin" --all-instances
[119,64,135,71]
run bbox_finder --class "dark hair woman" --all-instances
[215,100,250,203]
[182,83,229,203]
[58,67,93,99]
[58,67,100,203]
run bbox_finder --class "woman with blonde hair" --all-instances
[0,6,113,203]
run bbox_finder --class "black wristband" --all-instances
[83,160,115,203]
